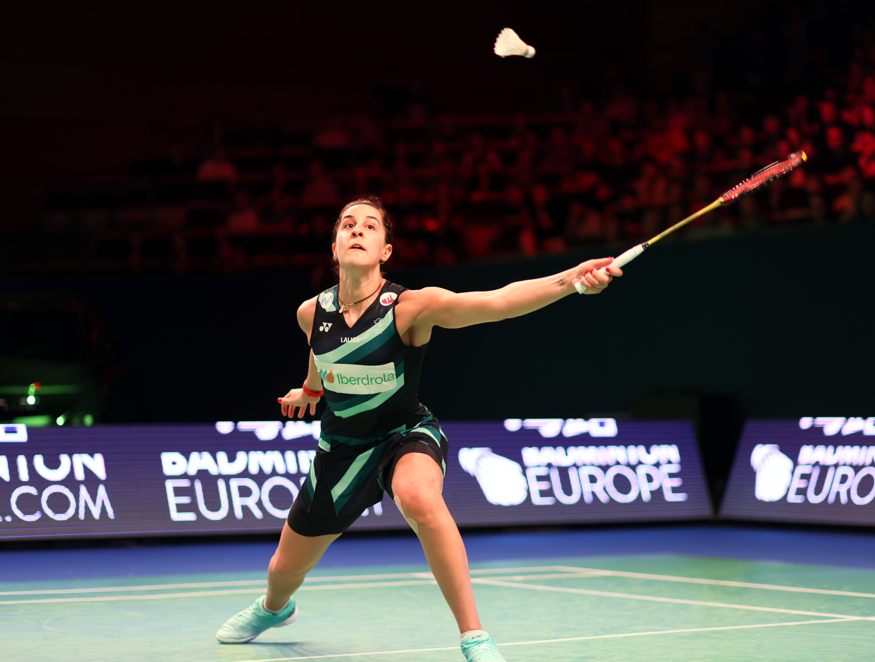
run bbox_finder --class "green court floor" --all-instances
[1,555,873,661]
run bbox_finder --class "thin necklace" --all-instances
[338,279,383,314]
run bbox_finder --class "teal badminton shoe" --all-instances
[216,596,297,644]
[460,632,506,661]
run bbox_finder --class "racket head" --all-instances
[719,151,807,203]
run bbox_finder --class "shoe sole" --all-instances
[216,607,299,644]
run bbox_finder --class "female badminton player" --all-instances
[216,196,620,661]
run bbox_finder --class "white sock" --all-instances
[260,596,287,614]
[461,630,490,644]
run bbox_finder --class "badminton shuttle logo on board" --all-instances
[459,419,689,507]
[749,418,875,506]
[459,448,528,506]
[751,444,794,502]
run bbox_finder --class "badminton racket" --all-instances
[575,151,808,293]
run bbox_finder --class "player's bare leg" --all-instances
[393,453,506,660]
[216,523,339,643]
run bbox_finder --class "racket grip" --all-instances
[574,244,647,294]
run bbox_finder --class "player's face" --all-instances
[332,204,392,269]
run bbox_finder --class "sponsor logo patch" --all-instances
[314,360,397,394]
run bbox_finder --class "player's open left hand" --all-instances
[573,257,622,295]
[277,389,319,418]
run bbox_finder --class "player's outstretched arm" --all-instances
[409,257,621,330]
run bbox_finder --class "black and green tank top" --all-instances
[310,281,428,441]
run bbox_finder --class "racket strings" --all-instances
[720,152,807,203]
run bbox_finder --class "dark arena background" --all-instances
[2,2,875,661]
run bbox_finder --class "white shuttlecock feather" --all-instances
[493,27,535,59]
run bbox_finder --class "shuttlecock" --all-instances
[493,27,535,59]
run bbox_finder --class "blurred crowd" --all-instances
[22,36,875,278]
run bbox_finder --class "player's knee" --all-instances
[393,483,442,528]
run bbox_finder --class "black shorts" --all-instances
[287,413,449,536]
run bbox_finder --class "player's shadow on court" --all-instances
[215,640,329,658]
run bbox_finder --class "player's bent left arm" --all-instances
[412,257,621,329]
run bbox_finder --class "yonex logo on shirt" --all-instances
[319,322,333,332]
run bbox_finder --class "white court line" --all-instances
[0,573,431,597]
[234,618,862,662]
[554,565,875,599]
[0,565,578,597]
[8,562,868,601]
[2,561,873,620]
[0,573,596,605]
[0,579,268,597]
[2,570,873,621]
[472,577,875,621]
[0,580,435,606]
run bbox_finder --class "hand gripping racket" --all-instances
[575,151,808,293]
